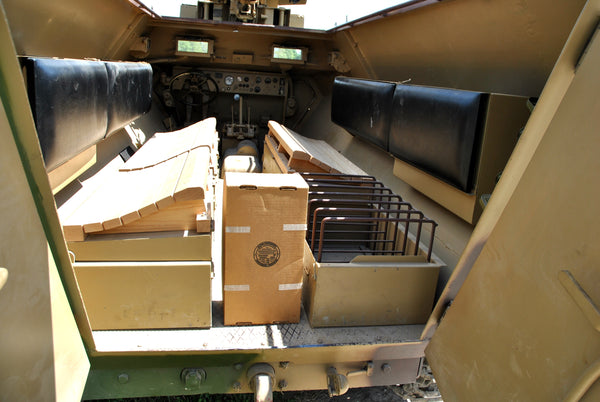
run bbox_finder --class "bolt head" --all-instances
[233,363,243,371]
[181,368,206,390]
[232,381,242,392]
[381,363,392,374]
[117,373,129,384]
[184,372,201,388]
[278,379,288,390]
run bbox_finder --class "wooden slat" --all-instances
[120,117,216,171]
[59,118,218,241]
[266,120,367,176]
[264,135,291,173]
[196,212,211,233]
[100,199,206,235]
[173,146,211,201]
[267,120,309,162]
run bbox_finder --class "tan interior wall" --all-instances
[3,0,149,60]
[335,0,586,96]
[146,21,335,71]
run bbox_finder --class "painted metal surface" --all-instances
[0,4,90,400]
[426,2,600,400]
[0,0,595,399]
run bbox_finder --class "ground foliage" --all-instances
[99,385,411,402]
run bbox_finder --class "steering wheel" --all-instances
[169,71,219,106]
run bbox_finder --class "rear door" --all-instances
[426,3,600,401]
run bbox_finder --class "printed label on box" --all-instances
[253,241,280,267]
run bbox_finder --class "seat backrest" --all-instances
[25,57,152,171]
[331,76,395,150]
[331,76,486,193]
[388,85,486,192]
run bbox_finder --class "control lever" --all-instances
[226,93,257,139]
[234,93,243,125]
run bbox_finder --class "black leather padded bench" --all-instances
[24,57,152,191]
[332,76,530,224]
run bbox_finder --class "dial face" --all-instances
[224,75,234,86]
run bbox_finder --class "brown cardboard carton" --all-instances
[223,172,308,325]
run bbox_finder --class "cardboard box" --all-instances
[223,172,308,325]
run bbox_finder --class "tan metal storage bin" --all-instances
[74,261,212,330]
[303,242,442,327]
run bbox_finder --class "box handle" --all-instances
[239,185,258,190]
[279,186,297,191]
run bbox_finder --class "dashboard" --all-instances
[161,66,291,131]
[196,68,288,97]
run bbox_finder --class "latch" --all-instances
[326,362,373,397]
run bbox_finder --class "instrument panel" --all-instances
[202,68,288,97]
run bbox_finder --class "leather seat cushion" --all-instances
[331,76,395,150]
[388,85,485,192]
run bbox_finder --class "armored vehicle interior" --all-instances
[1,0,599,401]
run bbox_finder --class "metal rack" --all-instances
[301,173,437,263]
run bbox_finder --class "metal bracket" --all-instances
[247,363,275,402]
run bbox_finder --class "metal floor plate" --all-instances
[92,302,424,353]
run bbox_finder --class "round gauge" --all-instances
[224,75,234,86]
